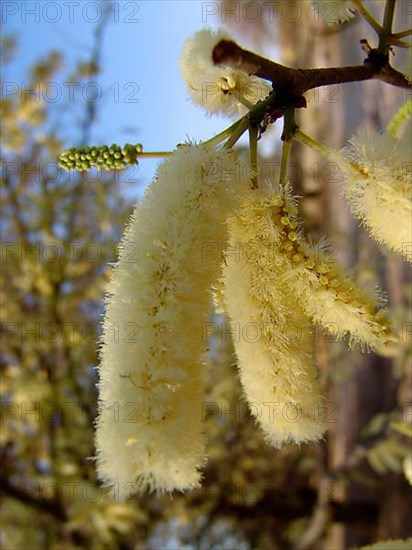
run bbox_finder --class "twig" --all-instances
[213,40,411,93]
[0,477,67,521]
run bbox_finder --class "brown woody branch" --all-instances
[213,40,411,96]
[0,477,68,521]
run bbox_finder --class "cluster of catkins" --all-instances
[95,29,410,498]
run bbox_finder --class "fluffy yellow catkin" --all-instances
[340,130,412,263]
[180,28,271,117]
[260,189,392,350]
[95,144,249,498]
[224,190,327,447]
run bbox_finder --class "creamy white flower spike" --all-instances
[310,0,356,26]
[266,189,391,349]
[226,186,391,350]
[180,28,271,117]
[224,190,327,447]
[341,130,412,263]
[96,144,249,498]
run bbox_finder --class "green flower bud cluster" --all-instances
[59,143,143,171]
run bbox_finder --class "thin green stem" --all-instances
[249,125,258,188]
[352,0,383,34]
[393,28,412,39]
[136,151,172,158]
[382,0,396,35]
[282,106,297,141]
[224,117,250,149]
[280,108,296,184]
[294,129,333,157]
[378,0,397,54]
[233,90,254,110]
[279,139,291,186]
[203,117,246,149]
[294,130,368,178]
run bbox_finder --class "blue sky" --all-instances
[2,0,238,197]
